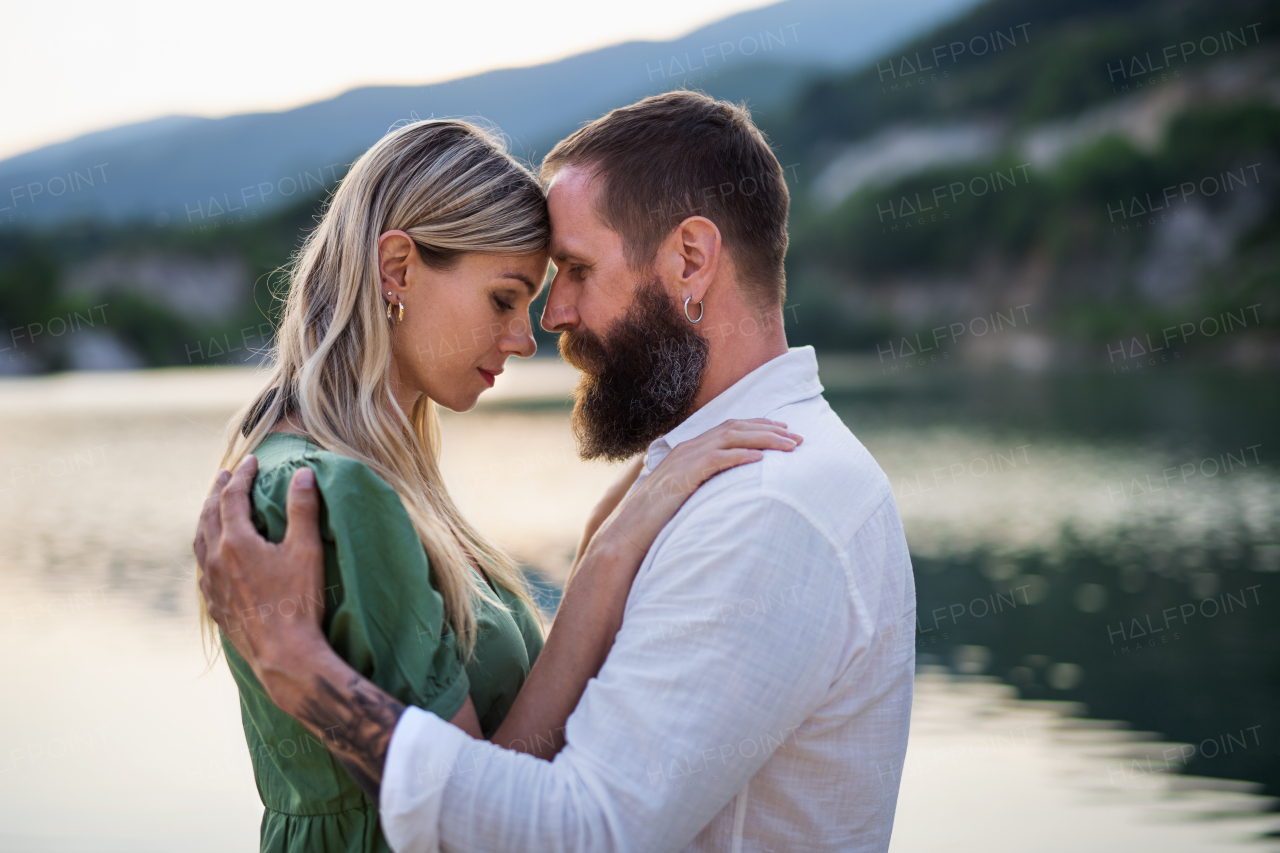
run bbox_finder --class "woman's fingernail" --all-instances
[216,470,231,486]
[294,468,315,489]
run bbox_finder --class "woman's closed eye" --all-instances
[492,293,516,312]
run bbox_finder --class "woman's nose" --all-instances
[501,315,537,358]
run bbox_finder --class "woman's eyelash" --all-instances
[494,295,515,311]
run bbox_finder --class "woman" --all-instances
[204,119,800,853]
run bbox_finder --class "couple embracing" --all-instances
[195,90,916,853]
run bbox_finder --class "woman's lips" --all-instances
[478,367,499,387]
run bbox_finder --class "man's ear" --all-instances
[668,216,721,306]
[377,231,416,298]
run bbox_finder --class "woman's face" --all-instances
[379,231,549,413]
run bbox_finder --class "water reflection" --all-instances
[0,366,620,851]
[0,363,1275,849]
[832,367,1280,799]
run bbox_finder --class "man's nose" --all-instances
[540,273,579,333]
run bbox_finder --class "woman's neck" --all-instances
[270,413,310,436]
[267,359,423,440]
[387,362,423,416]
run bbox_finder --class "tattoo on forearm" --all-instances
[295,674,406,803]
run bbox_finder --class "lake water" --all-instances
[0,358,1276,850]
[826,365,1280,801]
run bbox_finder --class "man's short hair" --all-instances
[542,90,789,308]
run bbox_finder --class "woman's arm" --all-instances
[196,419,800,796]
[489,418,802,758]
[569,455,644,581]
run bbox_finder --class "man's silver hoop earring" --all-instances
[684,296,704,323]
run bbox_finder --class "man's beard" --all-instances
[559,278,709,462]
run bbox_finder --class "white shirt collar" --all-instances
[643,346,824,472]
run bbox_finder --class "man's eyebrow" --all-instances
[551,241,588,265]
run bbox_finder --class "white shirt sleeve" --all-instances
[380,489,853,853]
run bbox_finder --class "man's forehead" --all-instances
[546,162,598,199]
[548,165,608,260]
[550,226,593,262]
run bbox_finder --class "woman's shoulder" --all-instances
[250,433,402,515]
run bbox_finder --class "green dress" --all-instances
[222,432,545,853]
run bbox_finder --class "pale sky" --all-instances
[1,0,775,161]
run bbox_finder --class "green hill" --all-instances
[1,0,1277,373]
[763,0,1280,361]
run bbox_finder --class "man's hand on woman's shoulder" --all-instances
[195,456,329,699]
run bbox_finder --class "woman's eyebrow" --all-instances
[499,272,539,295]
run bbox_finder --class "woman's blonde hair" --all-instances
[203,119,549,658]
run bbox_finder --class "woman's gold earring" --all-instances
[386,296,405,325]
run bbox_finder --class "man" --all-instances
[198,91,915,852]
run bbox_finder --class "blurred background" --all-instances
[1,0,1278,849]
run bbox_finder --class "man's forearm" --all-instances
[257,634,404,802]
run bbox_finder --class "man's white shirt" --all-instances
[380,345,916,852]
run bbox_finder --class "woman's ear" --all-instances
[377,231,416,297]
